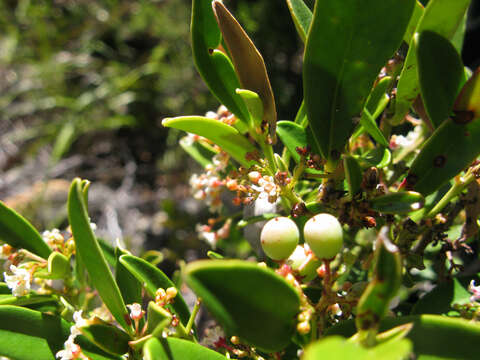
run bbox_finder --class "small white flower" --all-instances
[127,303,144,320]
[4,265,31,296]
[201,325,225,348]
[469,280,480,302]
[56,335,82,360]
[42,229,64,246]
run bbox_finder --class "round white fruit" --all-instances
[303,213,343,260]
[260,217,299,260]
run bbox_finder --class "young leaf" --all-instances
[454,68,480,120]
[68,178,132,334]
[212,1,277,140]
[143,337,227,360]
[286,0,313,43]
[79,323,130,356]
[162,116,257,167]
[303,0,414,166]
[406,118,480,195]
[403,1,425,44]
[236,89,264,127]
[185,260,300,352]
[415,31,463,128]
[0,200,51,259]
[392,0,472,125]
[147,301,172,336]
[276,121,307,163]
[191,0,250,129]
[343,156,363,197]
[118,254,191,328]
[370,191,424,214]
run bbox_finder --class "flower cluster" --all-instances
[56,311,89,360]
[3,265,31,296]
[196,219,231,248]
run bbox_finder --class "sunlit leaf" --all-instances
[143,337,227,360]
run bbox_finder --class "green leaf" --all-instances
[407,118,480,195]
[454,68,480,120]
[327,314,480,360]
[411,278,471,315]
[361,109,389,147]
[98,238,118,268]
[356,230,402,337]
[179,136,218,168]
[191,0,250,129]
[185,260,300,352]
[0,200,51,259]
[0,294,57,307]
[416,31,463,128]
[162,116,257,167]
[286,0,313,43]
[276,121,307,163]
[144,337,227,360]
[357,147,392,168]
[303,336,412,360]
[403,1,424,44]
[392,0,472,125]
[343,155,363,197]
[212,1,277,140]
[68,178,132,334]
[119,254,191,328]
[115,247,142,306]
[303,0,415,165]
[79,323,130,356]
[236,89,263,127]
[47,252,70,279]
[370,191,424,214]
[147,301,172,336]
[0,305,121,360]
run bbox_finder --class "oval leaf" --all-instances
[212,1,277,140]
[276,121,307,163]
[191,0,250,128]
[162,116,257,167]
[416,31,464,128]
[185,260,300,352]
[303,0,415,164]
[0,200,51,259]
[79,323,130,356]
[407,118,480,195]
[68,178,132,334]
[392,0,471,125]
[370,191,424,214]
[118,254,191,328]
[144,337,227,360]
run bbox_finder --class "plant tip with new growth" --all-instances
[303,213,343,260]
[260,217,299,260]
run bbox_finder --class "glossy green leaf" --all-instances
[0,294,57,306]
[236,88,263,126]
[403,1,424,44]
[407,118,480,195]
[392,0,471,125]
[191,0,250,128]
[0,305,120,360]
[303,0,414,165]
[47,252,70,279]
[343,155,363,197]
[0,200,51,259]
[454,68,480,119]
[357,147,392,168]
[147,301,172,336]
[68,178,132,334]
[276,121,307,163]
[356,230,402,335]
[115,247,142,306]
[80,323,130,356]
[185,260,300,352]
[416,31,463,128]
[119,254,191,328]
[411,278,471,315]
[179,136,218,168]
[162,116,257,167]
[98,238,117,268]
[303,336,411,360]
[144,337,227,360]
[370,191,424,214]
[328,314,480,360]
[359,76,391,147]
[212,1,277,140]
[286,0,313,43]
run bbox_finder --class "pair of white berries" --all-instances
[260,213,343,261]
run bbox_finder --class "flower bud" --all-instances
[303,213,343,260]
[260,217,299,260]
